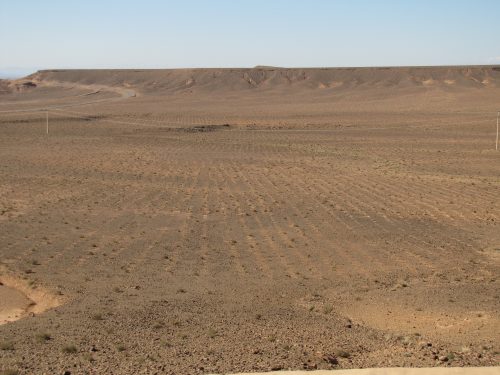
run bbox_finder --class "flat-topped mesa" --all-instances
[28,65,500,94]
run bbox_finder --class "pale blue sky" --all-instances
[1,0,500,77]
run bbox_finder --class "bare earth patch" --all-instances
[0,270,62,325]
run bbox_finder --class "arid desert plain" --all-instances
[0,66,499,374]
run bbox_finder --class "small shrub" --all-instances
[207,328,217,338]
[0,341,14,350]
[460,346,471,353]
[335,349,350,358]
[91,313,103,321]
[62,345,77,354]
[36,332,52,342]
[162,340,172,348]
[323,304,333,314]
[116,344,126,352]
[82,353,95,362]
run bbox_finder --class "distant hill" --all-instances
[27,66,500,95]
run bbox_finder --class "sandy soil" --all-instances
[0,67,499,374]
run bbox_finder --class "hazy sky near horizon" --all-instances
[1,0,500,74]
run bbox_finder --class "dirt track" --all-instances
[0,67,499,374]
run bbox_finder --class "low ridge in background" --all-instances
[22,65,500,94]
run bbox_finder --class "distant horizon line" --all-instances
[2,63,500,79]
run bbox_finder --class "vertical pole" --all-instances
[46,110,49,135]
[496,111,499,151]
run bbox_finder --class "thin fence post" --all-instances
[496,111,499,151]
